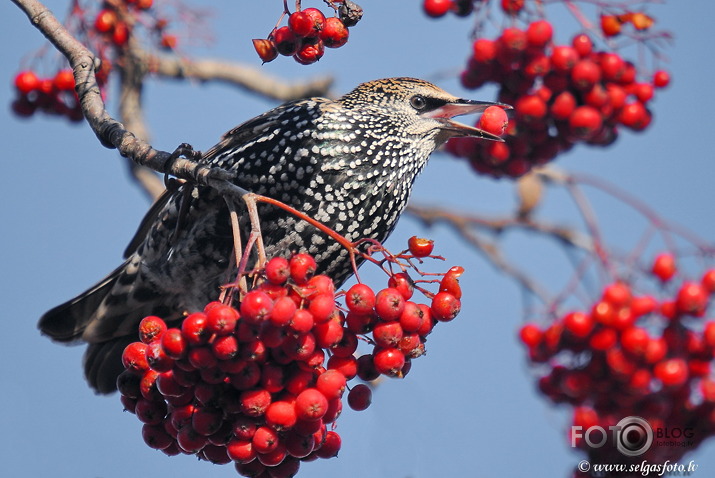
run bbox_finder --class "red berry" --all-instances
[408,236,434,257]
[423,0,453,18]
[499,27,527,55]
[122,342,149,373]
[562,311,594,339]
[652,253,677,281]
[320,17,349,48]
[316,369,347,400]
[602,282,632,307]
[192,407,223,436]
[52,69,75,92]
[160,328,186,359]
[94,9,117,34]
[286,308,313,334]
[550,91,577,120]
[273,26,300,56]
[620,327,650,356]
[271,296,298,327]
[477,106,509,137]
[146,341,173,372]
[571,60,601,91]
[285,431,314,459]
[701,269,715,293]
[347,383,372,411]
[399,301,425,333]
[526,20,553,48]
[135,397,166,425]
[294,388,329,421]
[313,317,344,349]
[569,105,602,140]
[14,70,40,95]
[257,441,287,466]
[571,34,593,57]
[205,304,239,335]
[431,291,461,321]
[327,355,358,380]
[676,281,708,316]
[375,287,405,321]
[289,11,313,37]
[550,46,579,72]
[472,38,497,63]
[289,253,317,284]
[252,39,278,63]
[294,40,325,65]
[227,438,256,463]
[181,312,209,344]
[515,94,547,124]
[518,323,543,348]
[617,101,650,130]
[589,328,617,351]
[301,8,326,38]
[138,315,167,343]
[600,14,622,37]
[654,358,688,387]
[599,53,625,81]
[112,22,129,46]
[265,400,298,431]
[142,424,174,450]
[345,283,376,314]
[373,347,406,377]
[265,256,290,284]
[308,293,336,323]
[653,70,671,88]
[240,290,274,323]
[240,388,272,417]
[388,272,415,300]
[315,430,341,459]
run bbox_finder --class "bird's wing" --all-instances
[123,188,176,258]
[202,98,329,164]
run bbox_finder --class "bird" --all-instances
[38,77,507,394]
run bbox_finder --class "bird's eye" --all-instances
[410,95,427,111]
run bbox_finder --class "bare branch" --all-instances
[140,51,334,101]
[404,203,593,304]
[11,0,241,195]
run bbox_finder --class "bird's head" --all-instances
[338,77,511,146]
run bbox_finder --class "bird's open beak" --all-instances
[426,99,512,142]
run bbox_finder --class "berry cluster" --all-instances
[93,0,177,51]
[10,0,181,122]
[11,69,87,122]
[445,19,670,177]
[119,244,462,476]
[519,254,715,467]
[253,3,362,65]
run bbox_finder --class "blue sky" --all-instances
[2,1,715,477]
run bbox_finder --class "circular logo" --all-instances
[577,460,591,472]
[615,416,653,456]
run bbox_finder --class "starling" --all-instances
[39,77,506,393]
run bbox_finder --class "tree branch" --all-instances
[140,51,334,101]
[11,0,243,196]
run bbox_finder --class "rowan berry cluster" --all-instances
[519,253,715,466]
[11,69,89,122]
[445,18,670,177]
[10,0,179,122]
[119,240,462,476]
[93,0,178,51]
[253,2,362,65]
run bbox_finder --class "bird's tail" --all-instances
[38,256,172,394]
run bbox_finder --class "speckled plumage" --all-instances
[39,78,505,393]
